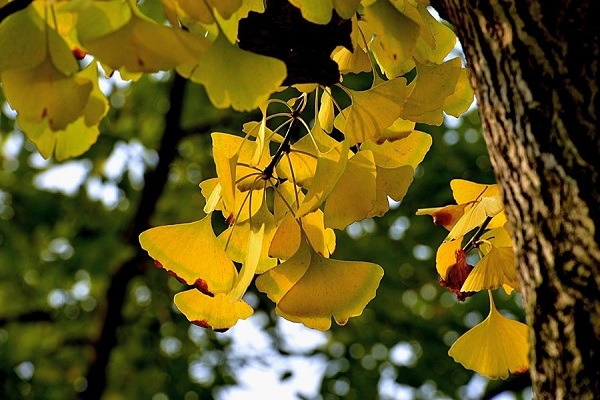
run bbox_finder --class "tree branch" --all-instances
[0,310,53,327]
[0,0,33,23]
[81,74,190,400]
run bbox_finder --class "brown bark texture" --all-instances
[431,1,600,399]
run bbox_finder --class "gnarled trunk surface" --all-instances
[431,1,600,398]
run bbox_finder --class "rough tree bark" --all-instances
[431,1,599,399]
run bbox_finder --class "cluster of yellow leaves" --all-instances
[417,180,529,379]
[139,92,434,331]
[0,0,276,159]
[1,0,471,159]
[133,1,478,333]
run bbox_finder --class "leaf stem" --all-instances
[262,95,307,179]
[463,216,493,253]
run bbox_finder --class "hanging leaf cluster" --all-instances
[0,0,492,374]
[417,180,529,379]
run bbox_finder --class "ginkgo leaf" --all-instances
[275,133,319,187]
[368,164,414,218]
[446,195,504,241]
[212,0,265,44]
[443,68,475,117]
[251,104,268,166]
[361,130,432,170]
[364,0,420,78]
[219,202,277,274]
[200,178,264,225]
[448,291,529,379]
[256,237,383,331]
[0,5,46,73]
[451,179,500,204]
[461,244,517,292]
[272,181,301,221]
[318,88,335,133]
[324,150,377,229]
[139,215,237,295]
[269,213,302,260]
[16,62,109,160]
[331,15,372,75]
[302,210,336,258]
[436,239,463,279]
[334,77,409,145]
[287,0,360,24]
[228,218,265,301]
[297,140,349,217]
[379,118,416,142]
[402,58,463,125]
[80,0,209,74]
[481,225,513,247]
[416,204,468,231]
[71,0,132,41]
[412,3,457,64]
[211,134,240,214]
[179,33,286,111]
[2,57,92,131]
[174,291,253,332]
[162,0,243,25]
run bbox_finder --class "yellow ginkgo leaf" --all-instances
[16,62,109,160]
[379,117,416,142]
[139,215,237,295]
[318,88,335,133]
[301,210,336,258]
[211,135,239,215]
[256,238,384,331]
[287,0,360,24]
[443,68,475,117]
[448,291,529,379]
[402,58,463,125]
[367,164,414,218]
[450,179,506,229]
[416,204,468,231]
[179,33,286,111]
[0,5,46,73]
[80,0,209,74]
[436,239,463,279]
[324,150,377,229]
[71,0,132,41]
[297,139,349,217]
[461,244,517,292]
[334,77,409,145]
[412,3,457,65]
[331,15,372,75]
[212,132,271,191]
[446,195,504,241]
[2,57,92,131]
[162,0,242,25]
[174,291,253,332]
[228,218,265,301]
[481,225,514,248]
[450,179,500,205]
[275,133,319,187]
[364,0,420,78]
[272,181,301,221]
[361,130,432,170]
[219,202,277,274]
[269,213,302,260]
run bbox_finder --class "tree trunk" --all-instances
[431,1,600,398]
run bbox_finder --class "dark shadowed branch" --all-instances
[0,0,33,23]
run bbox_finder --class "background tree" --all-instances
[431,1,599,398]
